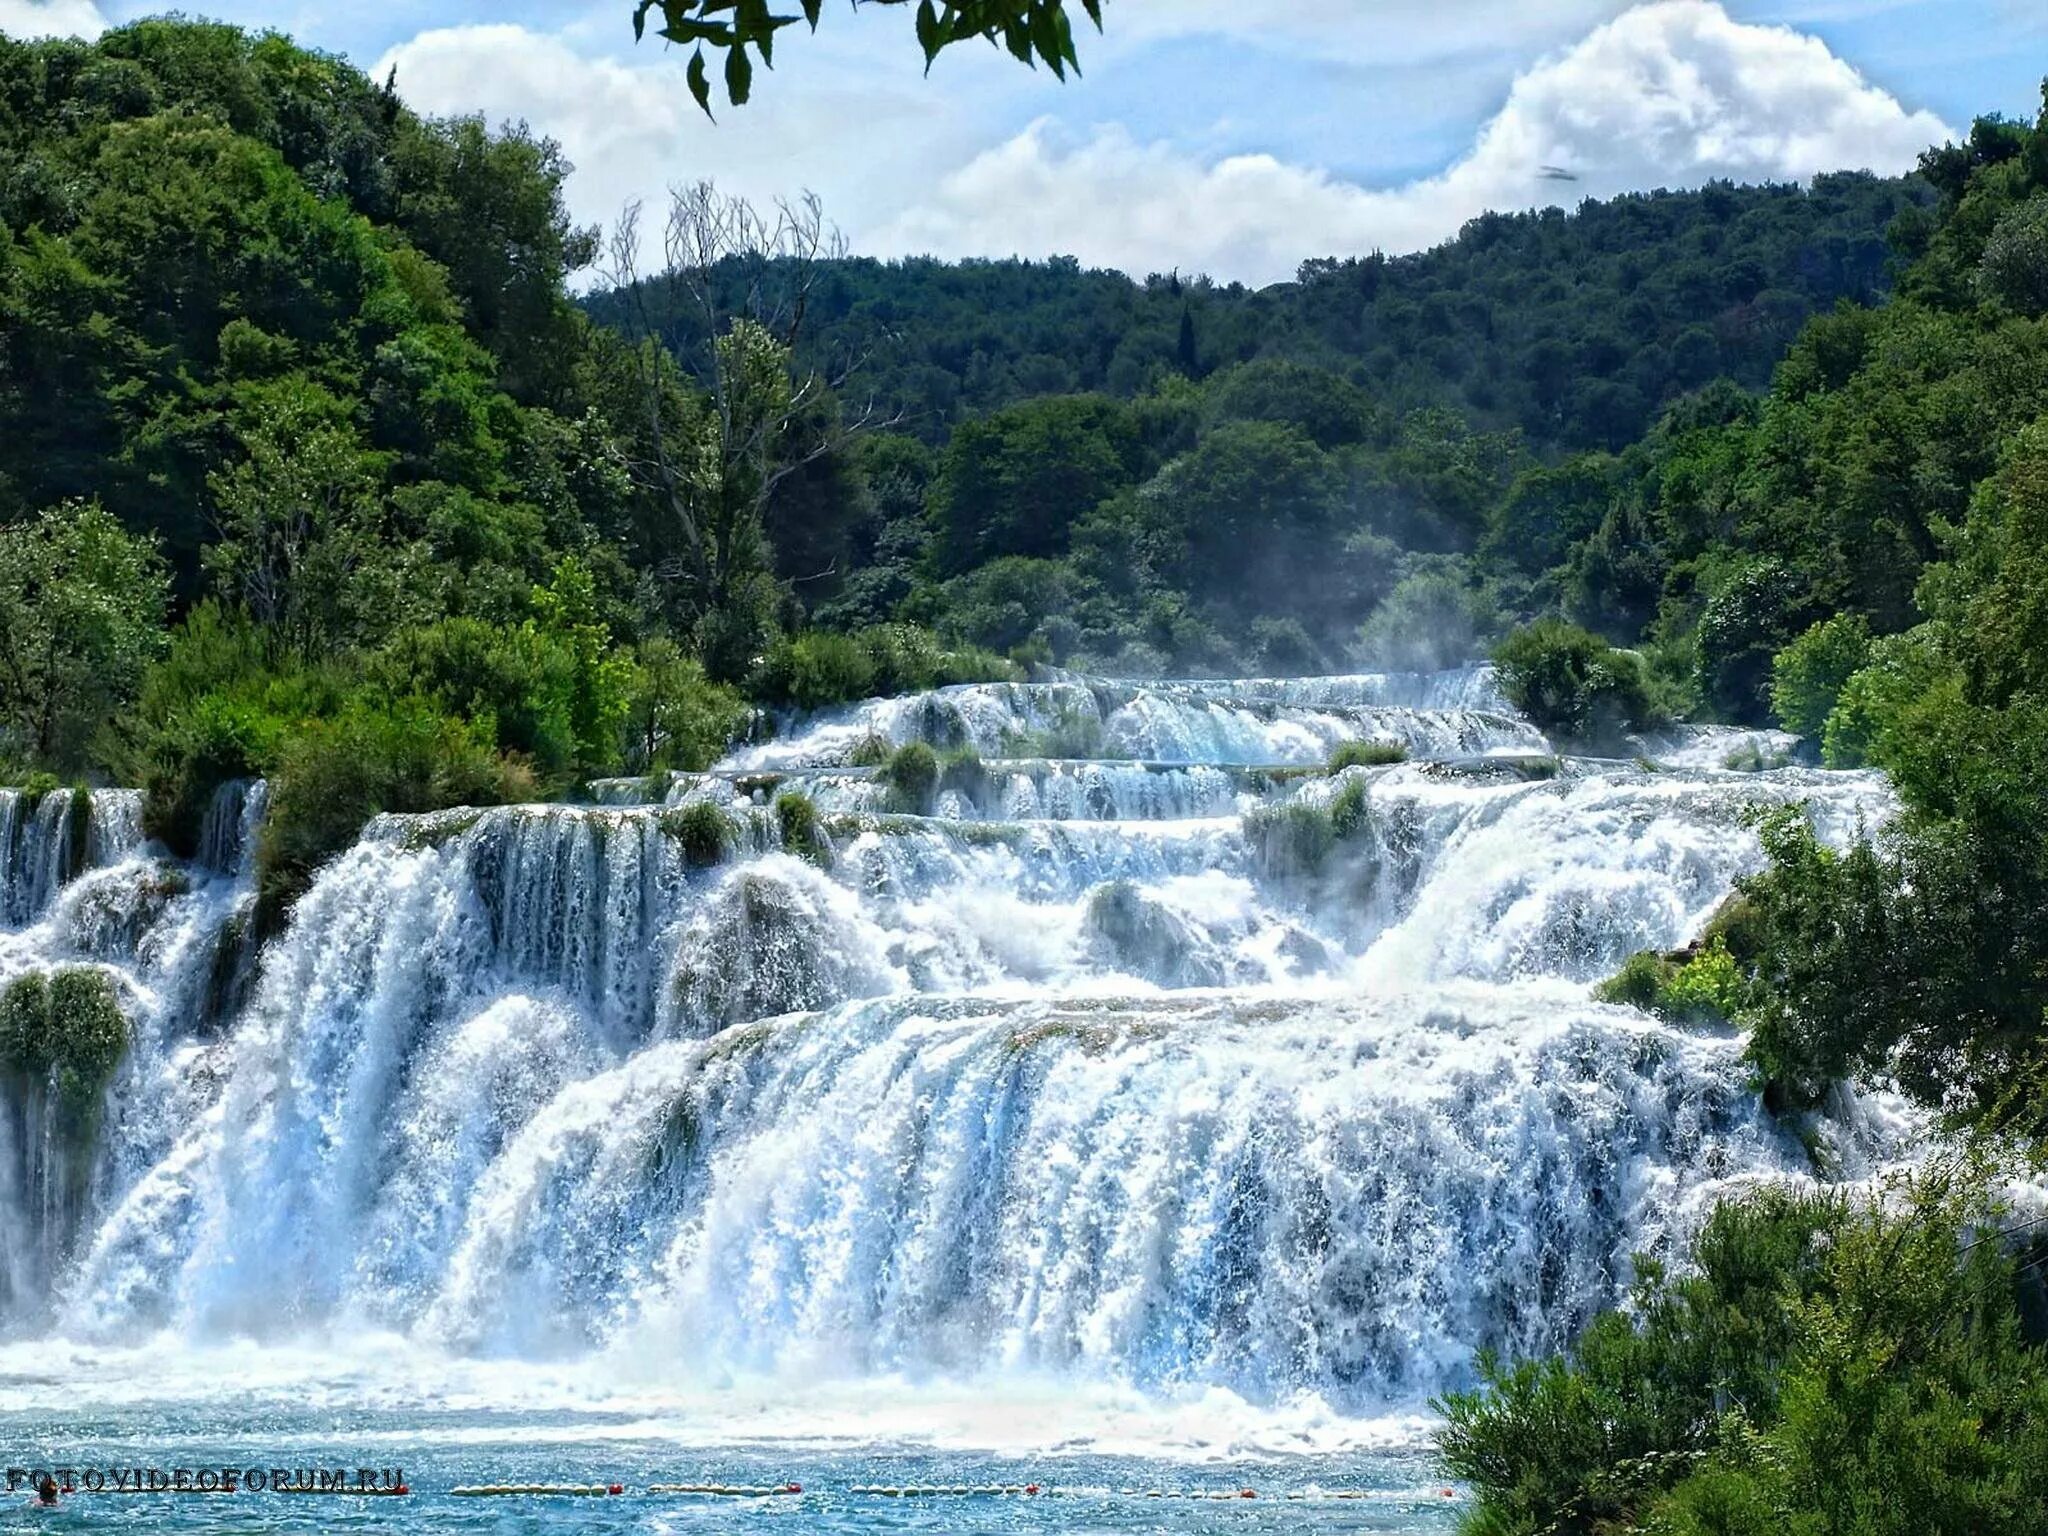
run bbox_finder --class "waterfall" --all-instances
[0,677,1906,1416]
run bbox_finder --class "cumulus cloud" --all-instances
[376,21,994,282]
[0,0,105,39]
[379,0,1953,290]
[1111,0,1623,66]
[875,0,1954,284]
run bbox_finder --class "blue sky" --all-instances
[5,0,2045,283]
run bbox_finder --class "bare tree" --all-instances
[603,182,884,676]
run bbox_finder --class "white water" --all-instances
[0,673,1904,1448]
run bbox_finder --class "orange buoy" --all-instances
[1239,1488,1256,1498]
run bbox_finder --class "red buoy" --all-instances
[1024,1484,1040,1495]
[608,1485,624,1496]
[1239,1488,1256,1498]
[785,1483,802,1494]
[394,1485,410,1496]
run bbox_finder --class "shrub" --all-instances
[1328,739,1407,771]
[258,697,526,922]
[773,790,831,867]
[662,800,739,868]
[879,740,941,813]
[845,731,893,768]
[1000,701,1104,760]
[1437,1176,2048,1536]
[1818,629,1944,769]
[1595,937,1745,1026]
[1328,776,1371,840]
[625,638,746,773]
[0,967,130,1139]
[18,770,60,808]
[1493,620,1660,748]
[1244,802,1337,880]
[757,630,877,711]
[1770,613,1870,740]
[755,625,1018,712]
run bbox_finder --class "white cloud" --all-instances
[1110,0,1626,66]
[876,0,1954,284]
[378,0,1954,291]
[0,0,106,39]
[374,22,983,277]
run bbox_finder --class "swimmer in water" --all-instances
[34,1475,58,1507]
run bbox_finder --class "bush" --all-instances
[845,731,893,768]
[1328,776,1371,839]
[879,740,940,813]
[1493,620,1660,747]
[1437,1176,2048,1536]
[1596,937,1745,1026]
[258,697,528,922]
[1819,629,1944,768]
[999,701,1104,760]
[757,630,877,711]
[1328,739,1407,771]
[1770,613,1870,740]
[773,790,830,866]
[755,624,1017,713]
[0,967,130,1139]
[1244,802,1337,880]
[625,638,746,773]
[663,799,738,868]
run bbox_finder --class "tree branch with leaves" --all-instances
[631,0,1104,113]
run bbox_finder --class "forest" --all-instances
[7,16,2048,1530]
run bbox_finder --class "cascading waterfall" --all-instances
[0,671,1904,1421]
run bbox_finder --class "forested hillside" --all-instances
[589,175,1921,455]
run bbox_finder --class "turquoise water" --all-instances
[0,1392,1463,1533]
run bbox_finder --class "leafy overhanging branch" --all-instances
[631,0,1104,114]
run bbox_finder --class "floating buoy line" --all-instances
[441,1480,1459,1502]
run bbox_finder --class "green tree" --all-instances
[0,501,167,768]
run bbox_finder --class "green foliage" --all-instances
[1328,740,1407,771]
[1492,621,1660,747]
[663,799,738,868]
[845,731,893,768]
[1597,937,1745,1027]
[998,701,1103,760]
[625,638,745,772]
[755,624,1014,711]
[1437,1175,2048,1536]
[1327,776,1371,840]
[0,966,130,1139]
[1769,613,1870,739]
[1978,193,2048,317]
[0,502,167,770]
[773,789,830,867]
[1818,629,1943,768]
[878,740,940,813]
[1243,802,1336,881]
[257,696,531,920]
[1355,558,1498,673]
[631,0,1102,114]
